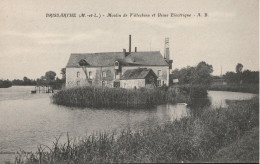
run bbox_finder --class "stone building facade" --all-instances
[65,51,172,88]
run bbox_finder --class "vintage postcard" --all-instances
[0,0,259,163]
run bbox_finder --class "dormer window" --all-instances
[114,61,119,70]
[78,59,89,66]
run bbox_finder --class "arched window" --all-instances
[77,71,80,78]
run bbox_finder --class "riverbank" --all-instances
[209,83,259,94]
[15,96,259,163]
[52,86,192,108]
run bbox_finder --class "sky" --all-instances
[0,0,259,80]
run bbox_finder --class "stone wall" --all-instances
[120,79,145,89]
[66,66,116,88]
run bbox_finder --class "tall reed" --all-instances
[14,97,259,163]
[52,86,190,108]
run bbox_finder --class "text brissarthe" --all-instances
[46,13,77,18]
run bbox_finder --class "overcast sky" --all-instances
[0,0,258,80]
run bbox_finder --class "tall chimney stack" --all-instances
[123,49,126,57]
[129,35,131,53]
[135,47,137,52]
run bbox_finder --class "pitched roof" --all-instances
[66,51,169,68]
[120,68,157,80]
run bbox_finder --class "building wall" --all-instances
[122,66,169,86]
[66,65,170,88]
[66,66,116,88]
[120,79,145,89]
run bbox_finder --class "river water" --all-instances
[0,86,257,162]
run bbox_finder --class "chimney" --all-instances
[123,49,126,57]
[135,47,137,52]
[129,35,131,53]
[166,48,169,61]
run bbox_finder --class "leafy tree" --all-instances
[236,63,243,74]
[61,68,66,81]
[192,61,213,86]
[45,71,56,83]
[223,71,239,83]
[171,61,213,87]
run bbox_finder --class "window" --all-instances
[113,81,120,88]
[157,80,161,87]
[115,71,120,79]
[157,70,162,77]
[89,71,93,79]
[102,71,106,78]
[77,71,80,78]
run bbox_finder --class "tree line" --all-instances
[0,68,66,89]
[223,63,259,84]
[170,61,213,87]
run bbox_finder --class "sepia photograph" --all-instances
[0,0,259,163]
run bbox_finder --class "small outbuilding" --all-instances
[120,68,158,89]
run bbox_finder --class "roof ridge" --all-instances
[71,52,123,55]
[71,51,160,55]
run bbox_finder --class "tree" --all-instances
[193,61,213,86]
[236,63,243,73]
[61,68,66,81]
[236,63,243,83]
[45,71,56,83]
[171,61,213,86]
[223,71,239,83]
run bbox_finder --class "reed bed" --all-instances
[14,97,259,163]
[52,86,190,108]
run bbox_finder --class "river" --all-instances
[0,86,257,163]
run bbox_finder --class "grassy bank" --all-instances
[209,83,259,94]
[15,97,259,163]
[52,86,191,108]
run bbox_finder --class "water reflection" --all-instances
[0,87,257,163]
[188,97,211,117]
[208,90,257,108]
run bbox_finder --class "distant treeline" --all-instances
[223,70,259,84]
[210,64,259,94]
[0,79,12,88]
[1,68,66,89]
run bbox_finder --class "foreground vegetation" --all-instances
[209,83,259,94]
[15,97,259,163]
[52,85,208,108]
